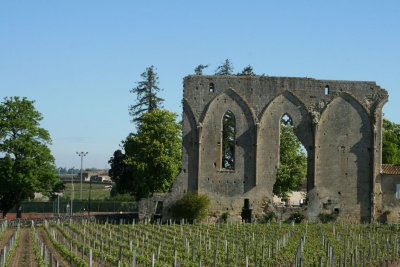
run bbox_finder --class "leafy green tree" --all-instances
[194,64,209,75]
[124,109,182,200]
[108,149,134,195]
[238,65,255,76]
[382,118,400,164]
[215,59,234,75]
[0,97,58,218]
[129,66,164,122]
[273,120,307,198]
[49,182,66,201]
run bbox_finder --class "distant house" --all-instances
[60,169,111,183]
[381,164,400,223]
[273,191,306,207]
[90,174,112,183]
[83,169,112,183]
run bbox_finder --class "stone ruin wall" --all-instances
[162,75,388,223]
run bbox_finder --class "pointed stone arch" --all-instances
[316,94,372,222]
[198,88,256,201]
[257,91,313,198]
[259,90,312,153]
[199,88,257,126]
[259,91,308,122]
[320,92,371,118]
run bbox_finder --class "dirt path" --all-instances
[0,229,16,248]
[37,227,71,267]
[8,228,37,267]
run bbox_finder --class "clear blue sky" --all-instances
[1,1,399,169]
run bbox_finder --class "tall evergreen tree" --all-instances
[129,66,164,122]
[215,59,234,75]
[110,66,182,200]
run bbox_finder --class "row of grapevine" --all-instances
[43,220,90,267]
[0,221,7,244]
[32,223,67,267]
[0,225,19,267]
[0,221,7,235]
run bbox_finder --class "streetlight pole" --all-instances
[76,152,88,201]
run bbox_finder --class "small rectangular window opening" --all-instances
[209,83,215,92]
[324,85,330,95]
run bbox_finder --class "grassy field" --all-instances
[63,182,111,200]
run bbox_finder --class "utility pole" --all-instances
[76,152,88,201]
[71,167,75,216]
[88,176,92,216]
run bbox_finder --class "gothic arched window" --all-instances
[222,110,235,169]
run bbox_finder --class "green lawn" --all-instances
[63,183,112,200]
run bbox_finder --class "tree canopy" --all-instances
[382,118,400,164]
[238,65,256,76]
[194,64,209,75]
[273,118,307,198]
[0,97,59,217]
[108,149,134,196]
[129,65,164,122]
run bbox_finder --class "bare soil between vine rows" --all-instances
[8,228,37,267]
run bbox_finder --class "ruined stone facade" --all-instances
[163,75,388,223]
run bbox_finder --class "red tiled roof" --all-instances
[381,164,400,175]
